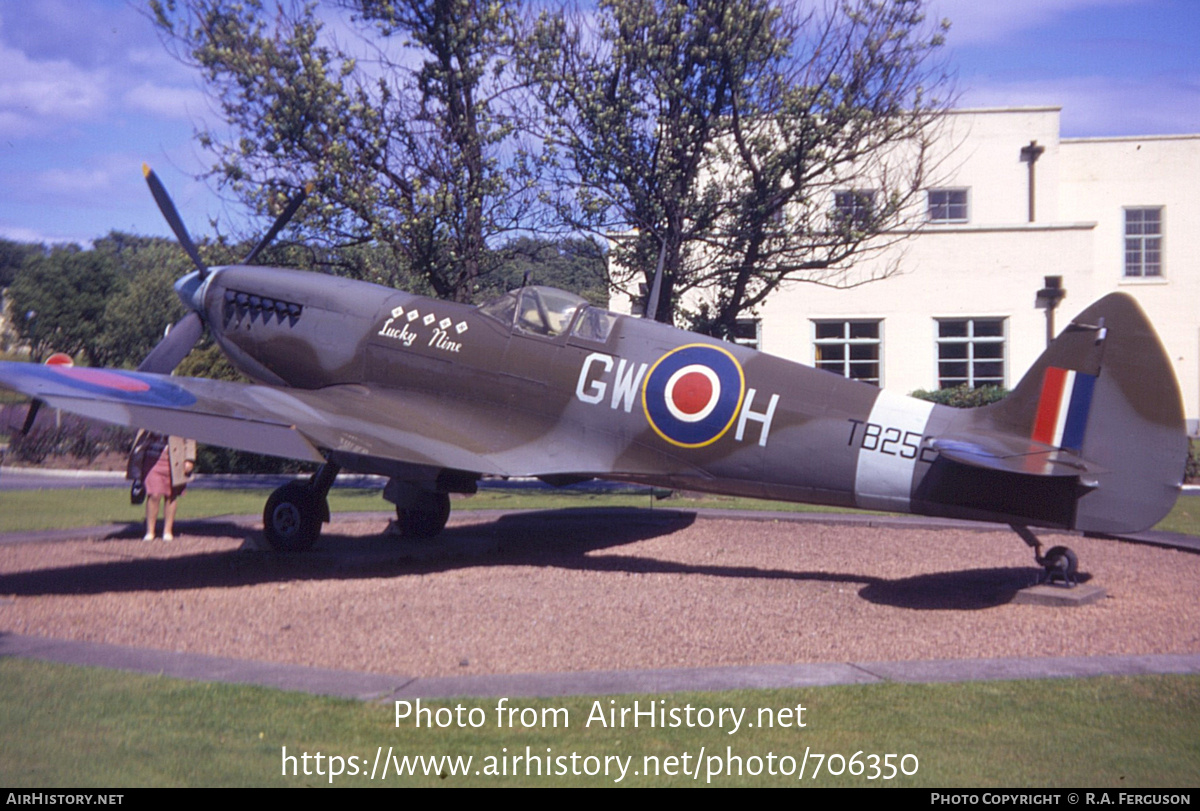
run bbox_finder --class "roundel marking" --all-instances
[45,366,197,407]
[55,367,151,393]
[664,364,720,423]
[642,344,745,448]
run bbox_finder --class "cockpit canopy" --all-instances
[478,286,615,342]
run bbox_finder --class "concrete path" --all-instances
[3,633,1197,701]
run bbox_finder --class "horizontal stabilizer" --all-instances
[929,435,1104,478]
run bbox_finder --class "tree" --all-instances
[485,236,609,305]
[6,246,123,364]
[0,239,46,290]
[526,0,951,331]
[150,0,537,301]
[2,233,214,368]
[91,233,193,367]
[0,239,46,354]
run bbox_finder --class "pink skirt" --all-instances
[145,448,185,498]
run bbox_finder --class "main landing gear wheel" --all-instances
[263,481,325,552]
[395,491,451,539]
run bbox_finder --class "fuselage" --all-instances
[195,264,1020,522]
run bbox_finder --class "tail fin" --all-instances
[986,293,1187,533]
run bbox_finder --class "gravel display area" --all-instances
[1,509,1197,678]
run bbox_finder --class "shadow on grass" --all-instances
[0,506,1059,610]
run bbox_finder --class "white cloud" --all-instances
[0,43,109,137]
[0,145,219,245]
[930,0,1153,45]
[4,152,151,208]
[37,166,120,197]
[957,75,1200,136]
[0,222,88,247]
[123,81,208,121]
[0,1,205,138]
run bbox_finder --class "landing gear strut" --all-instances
[262,462,340,552]
[1011,524,1079,587]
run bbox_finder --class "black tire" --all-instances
[1041,545,1079,583]
[262,481,324,552]
[395,491,451,539]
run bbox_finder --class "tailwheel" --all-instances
[1011,524,1080,588]
[394,491,451,539]
[263,481,325,552]
[1036,545,1079,587]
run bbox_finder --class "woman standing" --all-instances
[128,431,197,541]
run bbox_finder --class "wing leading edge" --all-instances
[0,362,326,462]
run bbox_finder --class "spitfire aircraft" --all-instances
[0,169,1188,580]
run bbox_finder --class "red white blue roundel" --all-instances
[642,344,745,448]
[36,365,197,408]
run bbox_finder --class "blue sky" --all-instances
[0,0,1197,246]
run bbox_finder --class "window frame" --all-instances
[812,319,883,386]
[833,189,878,230]
[934,317,1006,390]
[729,317,762,351]
[1123,206,1164,278]
[927,188,970,224]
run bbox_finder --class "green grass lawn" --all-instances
[0,659,1195,787]
[1152,495,1200,536]
[0,486,386,533]
[1,484,1197,536]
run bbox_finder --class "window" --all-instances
[814,320,881,385]
[730,318,761,351]
[481,286,588,337]
[936,318,1005,389]
[570,306,617,343]
[1124,207,1163,277]
[833,190,877,229]
[928,188,969,223]
[514,286,587,337]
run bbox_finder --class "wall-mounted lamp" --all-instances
[1034,275,1066,348]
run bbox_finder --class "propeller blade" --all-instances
[242,181,314,265]
[137,311,204,375]
[143,164,209,279]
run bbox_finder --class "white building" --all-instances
[732,107,1199,434]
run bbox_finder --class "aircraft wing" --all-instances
[0,362,536,476]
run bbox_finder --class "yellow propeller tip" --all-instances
[142,163,151,178]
